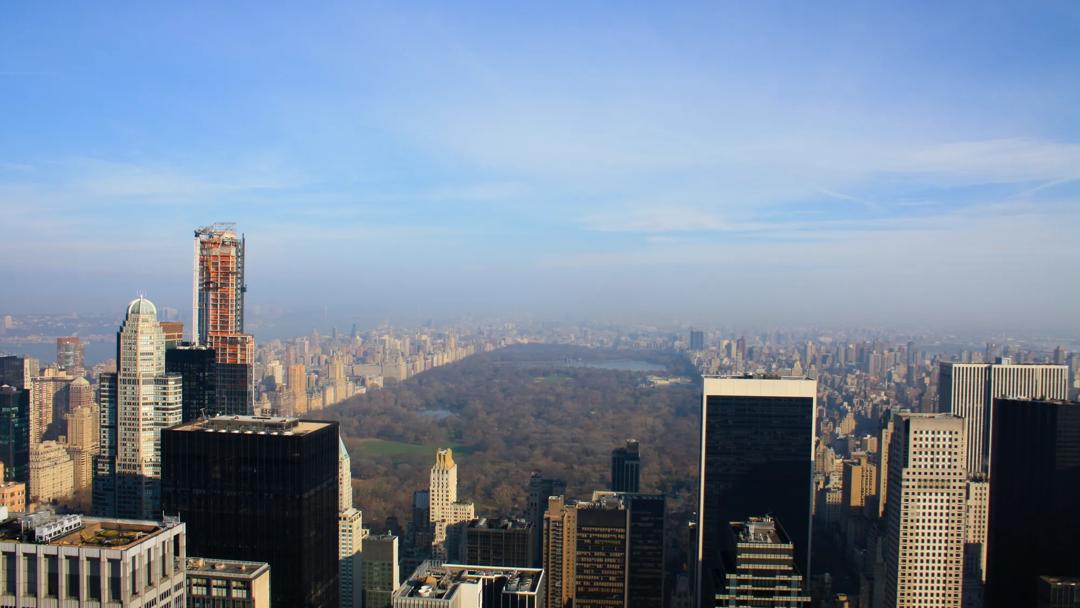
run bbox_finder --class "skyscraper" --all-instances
[463,517,533,568]
[428,448,475,559]
[714,516,810,607]
[882,413,967,608]
[0,385,29,483]
[527,473,566,567]
[94,297,182,520]
[164,344,216,422]
[55,336,85,373]
[193,223,254,415]
[611,439,641,493]
[985,398,1080,608]
[938,361,1067,474]
[162,415,340,608]
[696,375,816,604]
[690,330,705,352]
[362,534,400,608]
[339,437,363,608]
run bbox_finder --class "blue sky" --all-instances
[2,2,1079,331]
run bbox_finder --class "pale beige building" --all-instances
[187,557,270,608]
[841,452,877,509]
[428,448,474,558]
[882,413,967,608]
[29,440,75,506]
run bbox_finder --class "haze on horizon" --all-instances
[2,2,1079,333]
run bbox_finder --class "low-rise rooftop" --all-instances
[396,560,543,602]
[187,557,270,580]
[0,511,177,549]
[172,415,331,436]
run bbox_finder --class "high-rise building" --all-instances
[0,355,35,390]
[543,491,665,608]
[690,330,705,352]
[938,361,1067,474]
[1037,577,1080,608]
[841,452,877,510]
[393,561,543,608]
[68,375,93,411]
[65,402,98,508]
[339,437,363,608]
[289,363,309,415]
[429,448,475,559]
[162,415,339,608]
[611,439,641,493]
[985,398,1080,608]
[29,367,73,445]
[159,321,184,349]
[696,375,817,604]
[28,439,74,505]
[0,385,30,483]
[165,344,216,422]
[463,517,533,568]
[362,534,400,608]
[0,461,25,512]
[186,557,271,608]
[962,476,989,608]
[527,473,565,567]
[193,223,254,415]
[93,298,182,520]
[714,516,811,607]
[56,336,85,373]
[881,413,967,608]
[0,511,187,607]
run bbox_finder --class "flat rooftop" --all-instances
[0,514,174,549]
[467,517,531,531]
[187,557,269,580]
[396,561,543,601]
[171,415,331,435]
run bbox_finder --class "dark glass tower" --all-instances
[986,398,1080,608]
[162,416,339,608]
[164,344,217,422]
[527,473,566,567]
[611,439,641,493]
[0,385,29,483]
[92,372,117,516]
[696,376,816,605]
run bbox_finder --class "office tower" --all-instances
[28,439,74,504]
[0,385,29,483]
[394,561,543,608]
[714,516,811,607]
[193,223,254,415]
[527,473,566,567]
[164,344,216,422]
[289,363,309,415]
[0,511,186,606]
[92,298,182,520]
[339,437,363,608]
[963,477,989,608]
[841,453,877,510]
[882,413,966,608]
[464,518,533,567]
[29,367,73,445]
[611,439,641,493]
[362,534,400,608]
[0,355,35,390]
[1038,577,1080,608]
[186,557,271,608]
[162,415,339,608]
[429,448,475,558]
[543,492,665,608]
[68,375,93,410]
[92,372,117,515]
[65,403,98,507]
[696,376,816,604]
[55,336,85,373]
[938,361,1067,474]
[690,330,705,352]
[159,321,184,349]
[985,398,1080,608]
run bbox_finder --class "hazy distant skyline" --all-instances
[3,3,1079,331]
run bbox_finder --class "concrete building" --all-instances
[339,437,363,608]
[938,361,1067,474]
[714,516,810,607]
[962,477,989,608]
[28,440,74,506]
[841,453,877,510]
[163,415,339,608]
[393,561,543,608]
[696,375,817,605]
[0,462,25,512]
[362,534,401,608]
[882,413,967,608]
[187,557,271,608]
[66,403,98,507]
[0,511,186,606]
[94,297,182,520]
[29,368,72,446]
[429,449,475,559]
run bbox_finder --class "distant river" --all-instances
[0,341,116,366]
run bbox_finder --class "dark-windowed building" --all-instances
[0,385,29,483]
[165,344,217,422]
[611,440,641,493]
[464,517,533,568]
[162,415,339,608]
[695,376,816,606]
[986,397,1080,608]
[527,473,565,567]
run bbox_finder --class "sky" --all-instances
[2,2,1080,332]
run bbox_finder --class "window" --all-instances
[66,556,79,599]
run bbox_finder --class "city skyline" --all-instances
[3,3,1080,330]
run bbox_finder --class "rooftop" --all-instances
[171,415,331,436]
[0,511,176,549]
[467,517,531,531]
[187,557,269,580]
[396,560,543,601]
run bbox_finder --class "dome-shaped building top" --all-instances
[126,296,157,317]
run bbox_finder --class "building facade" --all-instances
[339,437,363,608]
[0,385,29,484]
[714,516,810,607]
[362,534,400,608]
[186,557,271,608]
[611,440,640,493]
[429,449,475,559]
